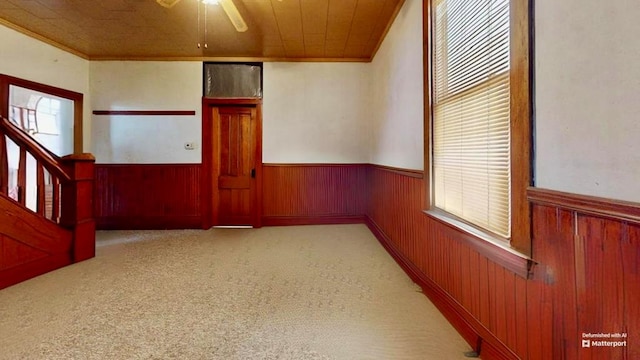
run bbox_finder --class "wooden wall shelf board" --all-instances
[92,110,196,116]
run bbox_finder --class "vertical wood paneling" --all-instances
[503,271,517,351]
[601,220,625,360]
[576,215,627,360]
[514,275,529,358]
[89,162,640,359]
[540,280,554,360]
[368,168,640,360]
[469,249,481,321]
[526,279,544,360]
[94,164,202,229]
[557,208,579,360]
[262,164,367,224]
[528,204,555,360]
[366,165,519,359]
[577,215,602,360]
[478,256,491,328]
[459,244,471,312]
[531,204,571,359]
[623,224,640,359]
[494,265,508,343]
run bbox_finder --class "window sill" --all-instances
[423,209,535,279]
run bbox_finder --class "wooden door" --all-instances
[212,106,257,226]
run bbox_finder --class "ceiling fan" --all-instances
[156,0,248,32]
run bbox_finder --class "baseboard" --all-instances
[262,215,366,226]
[96,216,202,230]
[365,216,519,360]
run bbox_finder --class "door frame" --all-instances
[201,97,263,229]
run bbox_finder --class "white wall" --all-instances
[90,61,202,163]
[369,0,424,170]
[0,25,91,152]
[91,61,371,164]
[535,0,640,202]
[263,62,370,163]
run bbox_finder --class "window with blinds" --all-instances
[432,0,511,239]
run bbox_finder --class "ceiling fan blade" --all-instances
[219,0,248,32]
[156,0,182,8]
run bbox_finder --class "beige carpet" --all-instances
[0,224,471,359]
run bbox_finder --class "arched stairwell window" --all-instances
[0,74,84,214]
[9,92,39,135]
[9,85,73,157]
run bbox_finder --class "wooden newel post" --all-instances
[60,153,96,263]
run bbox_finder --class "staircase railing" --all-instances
[0,115,95,262]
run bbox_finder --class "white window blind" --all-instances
[432,0,511,239]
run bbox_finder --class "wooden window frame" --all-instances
[0,74,84,154]
[423,0,533,267]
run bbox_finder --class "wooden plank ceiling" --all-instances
[0,0,405,61]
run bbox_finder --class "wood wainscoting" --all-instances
[94,164,202,229]
[92,162,639,359]
[527,188,639,360]
[262,164,368,225]
[366,165,524,359]
[366,165,640,360]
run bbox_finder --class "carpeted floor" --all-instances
[0,224,471,359]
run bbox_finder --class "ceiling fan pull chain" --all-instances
[197,0,201,48]
[204,3,208,49]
